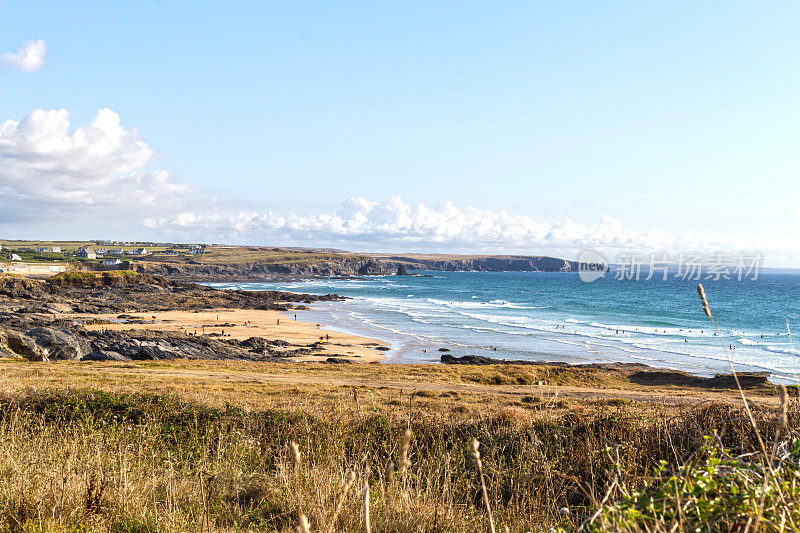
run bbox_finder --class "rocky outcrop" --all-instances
[0,276,349,363]
[25,327,91,360]
[0,315,315,362]
[0,327,46,359]
[0,274,345,315]
[440,354,771,389]
[0,276,46,300]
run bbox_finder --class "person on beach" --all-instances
[277,319,280,325]
[294,314,297,320]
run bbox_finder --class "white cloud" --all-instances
[2,40,47,72]
[143,196,748,257]
[1,107,797,264]
[0,108,192,222]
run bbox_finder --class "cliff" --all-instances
[376,254,577,273]
[133,254,577,281]
[136,257,394,281]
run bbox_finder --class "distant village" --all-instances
[1,241,210,271]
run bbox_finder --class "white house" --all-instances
[7,254,21,261]
[132,248,149,255]
[35,246,62,253]
[102,259,122,266]
[76,248,96,259]
[108,249,124,255]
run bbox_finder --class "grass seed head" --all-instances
[779,384,789,429]
[344,471,356,492]
[697,283,712,318]
[399,428,412,472]
[384,461,395,483]
[471,438,481,460]
[289,440,302,464]
[297,513,311,533]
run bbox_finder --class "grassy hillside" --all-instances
[187,246,365,266]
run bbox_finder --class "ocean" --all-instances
[207,271,800,381]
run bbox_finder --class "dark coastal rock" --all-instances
[0,274,345,315]
[25,327,91,360]
[325,357,353,364]
[441,354,771,390]
[396,264,409,276]
[441,354,506,365]
[0,327,47,360]
[84,350,131,361]
[0,277,46,300]
[237,337,291,352]
[628,370,771,389]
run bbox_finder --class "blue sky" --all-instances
[1,2,799,263]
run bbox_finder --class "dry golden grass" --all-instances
[0,359,780,419]
[0,359,796,532]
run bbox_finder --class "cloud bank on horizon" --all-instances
[1,40,47,72]
[0,108,793,262]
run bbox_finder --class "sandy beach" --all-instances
[71,308,388,362]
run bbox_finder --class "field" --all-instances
[0,359,796,532]
[0,240,375,270]
[156,246,365,266]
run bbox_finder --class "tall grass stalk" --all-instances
[697,284,768,456]
[471,438,496,533]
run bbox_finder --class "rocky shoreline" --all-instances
[0,272,346,362]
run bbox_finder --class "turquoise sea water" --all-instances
[208,271,800,380]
